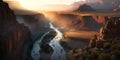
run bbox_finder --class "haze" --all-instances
[4,0,86,12]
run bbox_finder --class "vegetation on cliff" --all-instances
[67,17,120,60]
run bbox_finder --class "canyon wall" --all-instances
[67,16,120,60]
[0,1,32,60]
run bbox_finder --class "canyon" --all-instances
[1,0,120,60]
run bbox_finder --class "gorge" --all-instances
[1,0,120,60]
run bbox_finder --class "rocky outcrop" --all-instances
[89,17,120,48]
[100,17,120,39]
[92,16,107,24]
[0,1,32,60]
[67,17,120,60]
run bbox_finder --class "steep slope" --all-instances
[0,1,32,60]
[67,17,120,60]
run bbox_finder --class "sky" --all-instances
[4,0,120,15]
[4,0,86,12]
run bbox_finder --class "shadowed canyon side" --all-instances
[17,13,51,40]
[0,1,32,60]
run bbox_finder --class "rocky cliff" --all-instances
[67,17,120,60]
[0,1,32,60]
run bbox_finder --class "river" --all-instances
[31,23,67,60]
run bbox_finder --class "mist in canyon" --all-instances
[1,0,120,60]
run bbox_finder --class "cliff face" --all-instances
[0,1,32,60]
[67,17,120,60]
[99,17,120,39]
[82,16,103,31]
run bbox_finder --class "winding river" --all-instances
[31,23,67,60]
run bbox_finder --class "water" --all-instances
[31,32,50,60]
[49,23,67,60]
[31,23,67,60]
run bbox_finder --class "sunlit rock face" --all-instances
[92,16,107,24]
[89,17,120,48]
[67,16,120,60]
[100,17,120,39]
[0,1,32,60]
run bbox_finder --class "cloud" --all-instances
[4,0,120,15]
[4,0,86,12]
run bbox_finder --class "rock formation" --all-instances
[101,17,120,39]
[0,1,32,60]
[67,16,120,60]
[89,17,120,48]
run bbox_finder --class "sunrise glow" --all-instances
[17,0,86,11]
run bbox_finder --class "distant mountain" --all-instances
[113,6,120,12]
[74,4,96,12]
